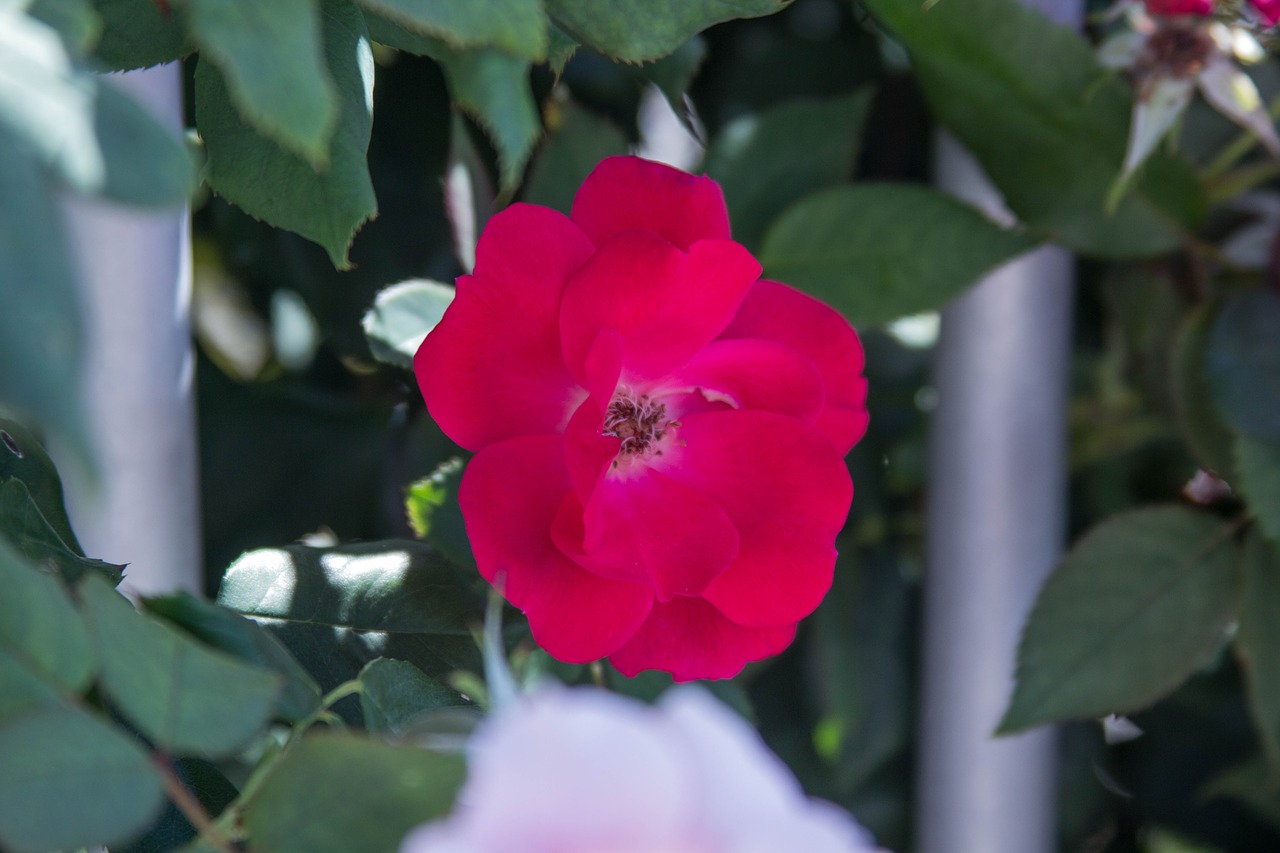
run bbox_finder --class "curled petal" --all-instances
[460,436,652,661]
[416,205,592,450]
[560,231,761,386]
[571,155,731,251]
[609,596,797,682]
[719,280,868,453]
[655,411,852,627]
[664,338,825,424]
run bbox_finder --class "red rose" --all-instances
[415,156,866,681]
[1144,0,1213,15]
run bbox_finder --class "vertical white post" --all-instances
[916,0,1080,844]
[60,64,201,596]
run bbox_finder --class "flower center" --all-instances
[1142,23,1213,78]
[602,392,677,458]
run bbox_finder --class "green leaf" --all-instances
[405,457,463,541]
[355,0,547,60]
[999,507,1241,733]
[0,704,164,853]
[1207,289,1280,441]
[545,0,792,62]
[29,0,102,54]
[197,0,376,269]
[0,417,84,554]
[186,0,337,166]
[1202,757,1280,828]
[523,99,628,215]
[91,0,191,71]
[0,537,94,720]
[365,15,541,191]
[243,733,464,853]
[91,79,197,206]
[362,279,455,369]
[705,90,873,250]
[0,10,192,205]
[1236,530,1280,777]
[759,184,1039,326]
[861,0,1204,258]
[358,658,469,733]
[79,574,281,757]
[0,480,123,586]
[142,591,321,723]
[1171,303,1237,480]
[216,540,483,697]
[1239,435,1280,550]
[0,129,87,464]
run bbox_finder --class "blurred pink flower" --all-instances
[1252,0,1280,25]
[1144,0,1213,15]
[415,156,865,681]
[399,687,885,853]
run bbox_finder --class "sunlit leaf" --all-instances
[362,279,455,369]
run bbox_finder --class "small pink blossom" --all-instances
[1252,0,1280,25]
[415,156,865,681]
[399,687,886,853]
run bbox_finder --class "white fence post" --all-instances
[60,63,202,596]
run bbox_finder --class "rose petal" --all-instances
[654,411,852,627]
[719,279,868,454]
[663,338,825,424]
[416,204,592,451]
[560,231,761,386]
[571,155,731,251]
[577,467,741,600]
[609,596,797,682]
[563,397,619,502]
[460,435,652,661]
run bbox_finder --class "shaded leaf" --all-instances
[1238,435,1280,549]
[0,11,192,205]
[79,574,280,758]
[999,507,1240,733]
[0,705,164,853]
[355,0,547,60]
[365,15,540,191]
[197,0,376,269]
[0,416,84,555]
[1236,530,1280,776]
[142,591,321,723]
[216,540,483,698]
[243,733,464,853]
[545,0,792,62]
[362,279,454,369]
[1207,289,1280,440]
[523,99,628,215]
[861,0,1204,258]
[186,0,337,165]
[0,537,94,720]
[0,480,123,585]
[635,36,707,129]
[0,130,86,461]
[358,657,469,733]
[28,0,102,54]
[760,184,1038,326]
[1171,303,1237,479]
[91,0,191,71]
[705,89,872,250]
[1202,757,1280,828]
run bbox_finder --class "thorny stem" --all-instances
[153,752,238,853]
